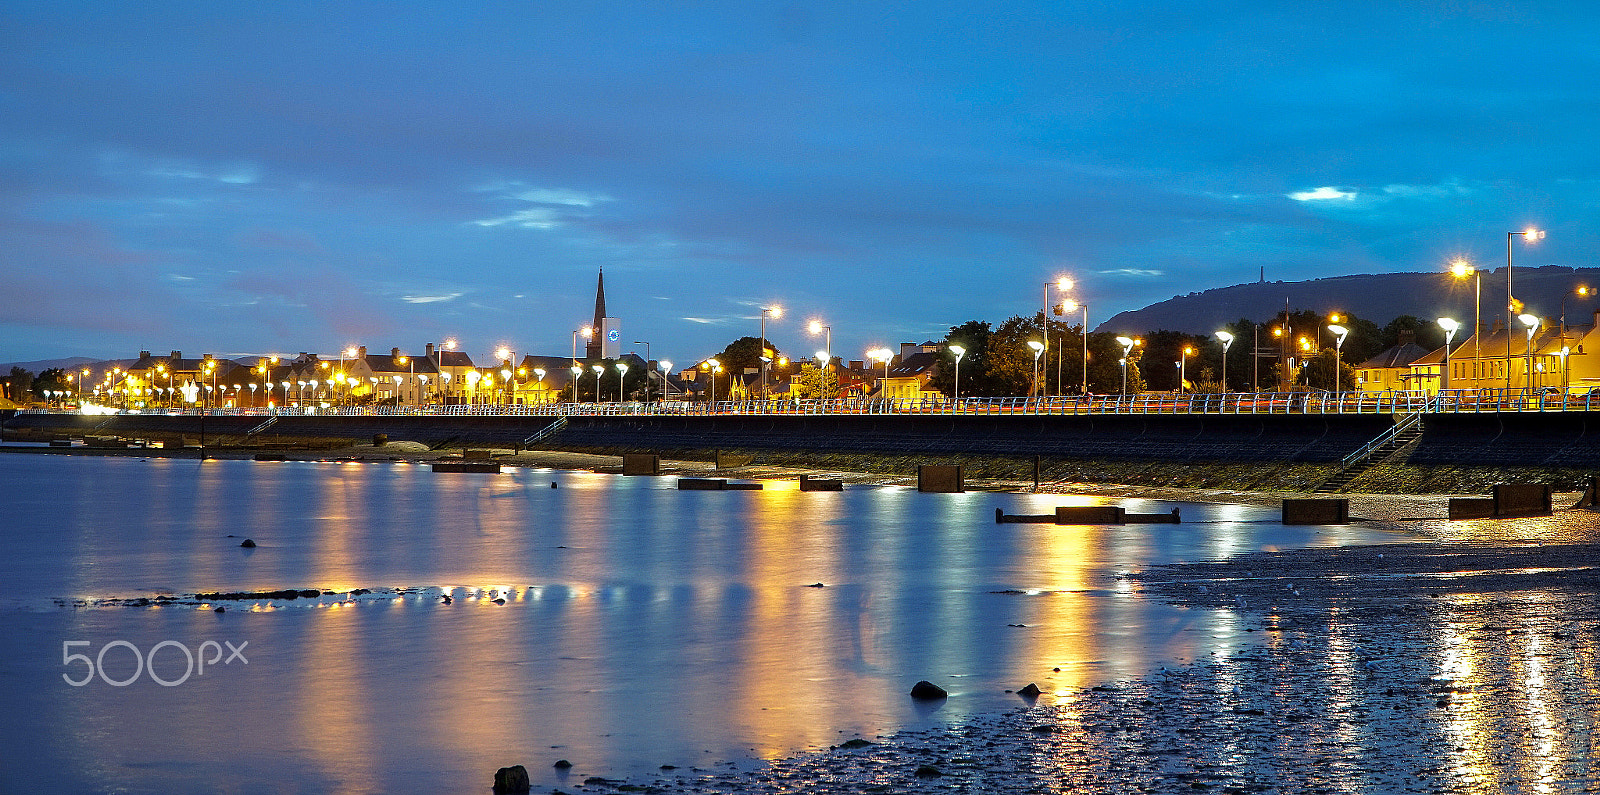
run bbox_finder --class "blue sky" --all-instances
[3,1,1597,368]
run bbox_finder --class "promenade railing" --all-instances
[29,387,1600,418]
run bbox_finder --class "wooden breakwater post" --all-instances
[433,461,502,473]
[917,465,964,493]
[678,478,763,490]
[799,475,843,491]
[1282,498,1349,525]
[622,454,660,475]
[1450,483,1553,520]
[994,505,1180,525]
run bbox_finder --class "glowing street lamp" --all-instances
[1438,318,1460,391]
[1327,324,1349,393]
[1043,276,1071,395]
[1061,298,1089,395]
[808,320,831,366]
[1027,340,1045,398]
[658,360,673,400]
[569,365,583,403]
[948,344,967,403]
[1116,336,1137,394]
[759,305,782,400]
[1177,346,1194,393]
[1215,331,1235,393]
[1520,313,1541,392]
[615,362,629,403]
[704,359,721,405]
[1507,227,1545,389]
[591,364,605,403]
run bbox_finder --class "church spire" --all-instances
[588,267,606,359]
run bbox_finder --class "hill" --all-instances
[1099,265,1600,335]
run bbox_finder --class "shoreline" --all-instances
[11,443,1598,792]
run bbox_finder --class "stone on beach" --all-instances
[239,539,256,548]
[491,764,530,793]
[909,680,948,700]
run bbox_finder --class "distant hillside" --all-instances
[0,356,101,374]
[1099,265,1600,335]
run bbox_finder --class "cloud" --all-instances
[1289,187,1357,202]
[1099,268,1165,277]
[401,292,463,304]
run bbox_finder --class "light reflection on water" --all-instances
[1,454,1413,794]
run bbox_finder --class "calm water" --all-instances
[0,452,1409,794]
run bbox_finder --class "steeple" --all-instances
[588,267,606,359]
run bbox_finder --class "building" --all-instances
[1354,331,1434,392]
[877,341,944,400]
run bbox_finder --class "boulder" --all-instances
[909,680,948,700]
[1018,683,1042,698]
[492,765,531,794]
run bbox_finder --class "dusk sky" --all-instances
[4,2,1598,368]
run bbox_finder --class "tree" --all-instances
[928,320,992,397]
[984,315,1046,397]
[1381,314,1445,352]
[791,362,838,399]
[1299,350,1358,391]
[33,368,67,400]
[3,367,33,403]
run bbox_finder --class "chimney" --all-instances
[391,347,400,357]
[1398,330,1416,346]
[171,351,181,361]
[426,343,435,360]
[140,351,151,359]
[850,360,864,370]
[358,346,367,358]
[900,342,917,360]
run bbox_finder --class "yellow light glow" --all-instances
[1057,277,1073,291]
[1450,259,1473,278]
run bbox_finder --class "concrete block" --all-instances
[799,476,843,491]
[1282,498,1349,525]
[724,482,763,490]
[432,462,501,473]
[1448,498,1496,520]
[917,464,964,493]
[678,478,726,490]
[622,454,660,476]
[1055,505,1127,525]
[1493,483,1552,517]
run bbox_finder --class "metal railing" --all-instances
[24,387,1598,419]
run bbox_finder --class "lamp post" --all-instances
[1327,324,1349,393]
[1449,259,1482,381]
[616,362,628,403]
[760,305,782,400]
[1507,228,1544,389]
[949,344,966,404]
[533,368,546,404]
[1520,313,1541,393]
[808,320,831,367]
[658,361,673,400]
[1438,318,1459,392]
[1116,336,1136,394]
[1178,346,1193,393]
[569,365,583,403]
[632,341,650,404]
[1043,277,1071,395]
[591,364,605,403]
[1215,331,1234,393]
[1061,298,1089,395]
[868,348,893,400]
[1027,340,1044,399]
[706,359,721,405]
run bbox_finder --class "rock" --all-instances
[240,539,256,548]
[914,765,943,778]
[807,582,825,588]
[492,765,530,794]
[441,595,452,604]
[551,482,558,488]
[492,598,506,605]
[553,759,572,769]
[1018,683,1042,698]
[909,680,948,700]
[839,738,873,749]
[213,606,225,613]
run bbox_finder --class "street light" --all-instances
[808,320,831,366]
[591,364,605,403]
[658,360,672,400]
[868,348,893,400]
[1520,313,1541,392]
[632,341,651,404]
[1507,227,1544,389]
[949,344,967,403]
[1215,331,1235,393]
[760,305,782,400]
[569,365,583,403]
[1027,340,1045,398]
[1178,346,1193,393]
[1327,324,1349,393]
[1116,336,1136,394]
[704,359,721,405]
[1449,258,1482,376]
[1061,298,1090,395]
[1043,277,1071,395]
[615,362,629,403]
[1438,318,1460,392]
[533,368,546,404]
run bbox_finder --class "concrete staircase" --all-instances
[1314,412,1426,493]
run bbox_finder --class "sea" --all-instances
[0,449,1412,794]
